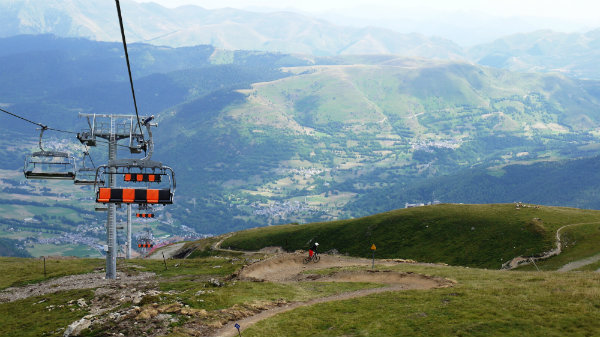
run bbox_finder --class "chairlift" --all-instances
[74,151,105,186]
[23,127,76,180]
[94,117,175,205]
[137,229,154,250]
[95,162,175,205]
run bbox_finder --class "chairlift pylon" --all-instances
[23,126,76,180]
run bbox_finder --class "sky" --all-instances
[132,0,600,21]
[131,0,600,45]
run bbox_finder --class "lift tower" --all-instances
[77,113,147,279]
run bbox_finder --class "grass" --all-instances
[240,265,600,337]
[161,280,383,312]
[119,256,242,278]
[0,289,93,337]
[518,222,600,271]
[222,204,600,269]
[0,251,599,336]
[27,244,102,258]
[0,257,104,289]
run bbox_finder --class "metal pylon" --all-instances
[126,204,132,259]
[106,116,117,279]
[78,113,147,280]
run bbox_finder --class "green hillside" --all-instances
[159,59,600,233]
[4,36,600,245]
[221,204,600,269]
[347,155,600,216]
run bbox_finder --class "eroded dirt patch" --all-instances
[0,271,155,303]
[237,253,419,282]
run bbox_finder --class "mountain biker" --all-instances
[309,242,319,258]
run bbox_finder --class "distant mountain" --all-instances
[4,1,600,80]
[3,36,600,235]
[469,29,600,79]
[154,57,600,232]
[0,0,464,59]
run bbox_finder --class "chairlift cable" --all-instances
[0,107,77,135]
[82,145,97,169]
[1,107,140,151]
[115,0,146,144]
[0,107,44,127]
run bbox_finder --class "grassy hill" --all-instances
[221,204,600,269]
[0,234,599,336]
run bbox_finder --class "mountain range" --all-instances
[0,0,463,58]
[2,0,600,256]
[2,35,600,237]
[2,0,600,80]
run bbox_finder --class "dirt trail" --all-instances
[558,253,600,272]
[210,253,453,337]
[212,285,408,337]
[239,253,406,282]
[147,242,186,260]
[502,222,600,270]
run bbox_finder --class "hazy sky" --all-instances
[132,0,600,21]
[130,0,599,45]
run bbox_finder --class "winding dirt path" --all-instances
[147,242,186,260]
[558,253,600,272]
[212,285,406,337]
[502,222,600,270]
[210,253,453,337]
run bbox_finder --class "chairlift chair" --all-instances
[23,127,76,180]
[93,115,175,206]
[137,229,154,250]
[94,160,175,205]
[74,151,105,185]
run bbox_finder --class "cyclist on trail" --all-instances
[309,242,319,258]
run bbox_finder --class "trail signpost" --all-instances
[234,323,241,336]
[371,243,376,269]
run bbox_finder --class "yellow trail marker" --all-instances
[371,243,376,269]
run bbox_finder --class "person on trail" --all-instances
[309,242,319,258]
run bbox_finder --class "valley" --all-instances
[3,35,600,252]
[0,1,599,336]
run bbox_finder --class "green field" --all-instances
[241,265,600,337]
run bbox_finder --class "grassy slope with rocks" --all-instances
[221,204,600,269]
[0,238,598,336]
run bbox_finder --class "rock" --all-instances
[63,318,91,337]
[132,291,144,305]
[208,278,223,287]
[136,307,159,320]
[77,298,87,308]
